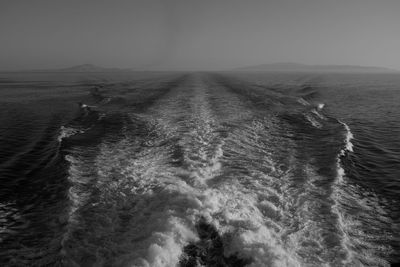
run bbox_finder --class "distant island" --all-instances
[51,64,130,73]
[235,62,398,73]
[2,63,398,73]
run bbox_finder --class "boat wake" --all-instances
[2,73,396,266]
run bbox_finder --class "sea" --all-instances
[0,71,399,267]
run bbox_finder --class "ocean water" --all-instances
[0,72,399,267]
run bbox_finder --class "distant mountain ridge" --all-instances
[236,62,398,73]
[57,64,129,72]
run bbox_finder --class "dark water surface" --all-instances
[0,72,399,266]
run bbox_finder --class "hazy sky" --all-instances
[1,0,400,70]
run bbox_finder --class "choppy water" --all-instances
[0,72,399,266]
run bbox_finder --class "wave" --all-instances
[331,122,355,265]
[300,102,326,128]
[330,119,354,261]
[304,113,323,128]
[297,97,310,106]
[332,120,394,266]
[57,126,85,142]
[339,121,354,154]
[57,108,106,144]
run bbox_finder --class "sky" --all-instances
[0,0,400,71]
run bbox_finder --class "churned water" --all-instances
[0,72,399,266]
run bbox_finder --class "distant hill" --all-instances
[235,62,398,73]
[57,64,129,72]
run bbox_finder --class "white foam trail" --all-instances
[297,98,310,106]
[305,114,322,128]
[331,175,394,266]
[64,154,95,215]
[61,150,101,261]
[339,121,354,154]
[197,185,300,267]
[127,213,198,267]
[57,126,84,142]
[330,120,392,266]
[58,112,105,142]
[62,120,202,266]
[63,76,345,266]
[329,120,356,264]
[311,108,326,120]
[150,76,225,186]
[62,76,229,265]
[331,165,354,265]
[142,78,301,266]
[214,115,307,266]
[304,102,327,127]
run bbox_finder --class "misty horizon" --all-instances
[1,0,400,71]
[1,62,399,73]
